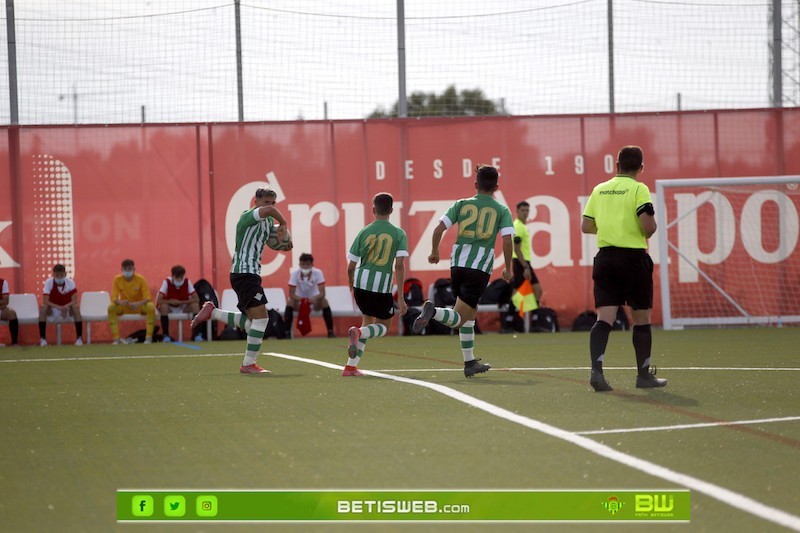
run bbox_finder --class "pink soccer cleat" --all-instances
[341,365,363,377]
[240,364,270,374]
[191,301,216,329]
[347,326,361,358]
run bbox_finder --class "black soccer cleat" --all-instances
[636,365,668,389]
[590,369,614,391]
[464,358,491,378]
[412,300,435,334]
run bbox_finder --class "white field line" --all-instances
[575,416,800,435]
[372,367,800,372]
[267,351,800,532]
[1,354,798,374]
[0,353,239,363]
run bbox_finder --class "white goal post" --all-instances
[656,176,800,330]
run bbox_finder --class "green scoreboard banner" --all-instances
[117,490,690,522]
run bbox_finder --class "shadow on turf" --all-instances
[444,377,538,386]
[614,388,699,407]
[204,373,308,379]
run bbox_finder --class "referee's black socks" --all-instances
[632,324,652,377]
[589,320,613,372]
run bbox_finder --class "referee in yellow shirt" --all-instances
[581,145,667,391]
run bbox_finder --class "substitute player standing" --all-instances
[581,145,667,391]
[412,164,514,377]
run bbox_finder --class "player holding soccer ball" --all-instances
[192,187,291,374]
[581,145,666,391]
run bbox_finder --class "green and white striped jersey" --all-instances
[441,194,514,274]
[231,208,271,275]
[348,219,408,294]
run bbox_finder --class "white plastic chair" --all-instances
[0,294,39,346]
[7,294,40,325]
[79,291,111,344]
[263,288,287,311]
[220,289,239,312]
[324,286,358,317]
[165,311,194,342]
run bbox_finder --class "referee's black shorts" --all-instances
[592,247,653,310]
[230,273,268,312]
[512,258,539,289]
[451,267,491,309]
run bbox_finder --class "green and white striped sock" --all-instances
[243,316,268,366]
[359,323,387,339]
[211,309,252,331]
[434,307,462,328]
[459,320,475,362]
[237,313,252,331]
[347,337,368,366]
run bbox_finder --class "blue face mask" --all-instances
[123,270,134,280]
[54,277,66,286]
[173,278,184,288]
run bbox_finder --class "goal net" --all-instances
[656,176,800,329]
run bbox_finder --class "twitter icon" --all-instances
[164,495,186,517]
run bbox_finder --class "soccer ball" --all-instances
[266,228,292,251]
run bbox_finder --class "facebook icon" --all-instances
[132,495,154,517]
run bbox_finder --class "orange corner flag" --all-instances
[511,279,538,317]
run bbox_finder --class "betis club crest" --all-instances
[603,496,624,515]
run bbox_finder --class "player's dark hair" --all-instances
[171,265,186,277]
[476,165,499,192]
[617,146,644,174]
[255,187,277,199]
[53,264,66,273]
[121,258,135,269]
[299,253,314,263]
[516,201,530,210]
[373,193,393,215]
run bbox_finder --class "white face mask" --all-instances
[300,268,312,276]
[54,277,66,286]
[173,278,184,288]
[123,270,134,280]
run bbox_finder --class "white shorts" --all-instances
[47,307,76,322]
[168,304,189,314]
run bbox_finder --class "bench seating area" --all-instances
[80,291,207,344]
[222,285,361,338]
[4,283,527,343]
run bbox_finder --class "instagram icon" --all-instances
[196,495,218,517]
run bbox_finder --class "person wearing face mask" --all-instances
[38,264,83,346]
[156,265,200,343]
[284,253,335,338]
[108,258,156,344]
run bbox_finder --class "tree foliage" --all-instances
[369,85,504,118]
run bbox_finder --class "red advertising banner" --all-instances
[2,109,799,342]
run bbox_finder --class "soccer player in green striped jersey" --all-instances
[191,187,291,374]
[412,165,514,377]
[343,193,408,376]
